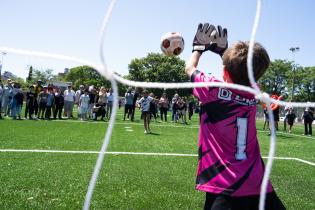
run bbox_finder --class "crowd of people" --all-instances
[123,88,197,134]
[263,99,314,136]
[0,78,312,137]
[0,79,198,126]
[0,79,115,121]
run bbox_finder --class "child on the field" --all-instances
[286,108,296,133]
[263,107,269,130]
[186,23,285,210]
[138,90,153,134]
[79,89,90,121]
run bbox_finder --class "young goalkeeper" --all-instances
[186,23,286,210]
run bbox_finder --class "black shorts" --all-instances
[141,111,150,119]
[272,109,280,122]
[287,120,294,126]
[204,191,286,210]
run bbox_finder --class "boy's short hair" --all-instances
[222,41,270,86]
[142,89,149,94]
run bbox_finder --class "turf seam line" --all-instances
[0,149,314,166]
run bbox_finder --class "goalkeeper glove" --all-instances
[192,23,217,54]
[209,25,228,57]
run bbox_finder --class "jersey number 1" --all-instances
[235,117,248,160]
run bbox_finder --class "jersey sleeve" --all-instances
[191,70,218,103]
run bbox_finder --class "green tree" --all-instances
[128,53,189,97]
[260,59,292,98]
[32,69,54,84]
[295,66,315,101]
[66,65,127,96]
[27,66,33,82]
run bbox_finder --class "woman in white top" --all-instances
[63,85,75,119]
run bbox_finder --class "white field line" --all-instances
[51,119,315,139]
[0,149,314,166]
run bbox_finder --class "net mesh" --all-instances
[0,0,314,209]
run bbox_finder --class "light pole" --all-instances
[289,47,299,100]
[0,52,7,84]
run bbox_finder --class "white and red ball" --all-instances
[160,32,184,56]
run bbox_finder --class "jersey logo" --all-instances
[218,88,232,101]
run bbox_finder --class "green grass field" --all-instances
[0,110,314,210]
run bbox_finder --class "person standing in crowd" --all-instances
[124,87,134,121]
[79,89,90,121]
[118,99,122,109]
[97,86,107,121]
[283,105,289,131]
[53,88,64,120]
[12,83,23,120]
[188,98,195,121]
[25,86,35,119]
[138,90,153,134]
[302,104,314,136]
[45,87,54,120]
[75,85,85,119]
[176,97,187,124]
[131,87,139,121]
[171,93,179,122]
[263,107,269,130]
[270,93,282,131]
[38,86,48,119]
[33,80,43,118]
[88,86,97,119]
[106,88,114,119]
[2,80,13,116]
[7,81,15,116]
[286,107,296,133]
[159,93,168,122]
[64,85,75,119]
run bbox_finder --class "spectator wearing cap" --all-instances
[33,80,43,117]
[25,85,36,119]
[64,85,75,119]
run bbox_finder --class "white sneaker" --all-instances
[144,130,148,134]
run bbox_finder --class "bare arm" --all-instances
[185,51,202,78]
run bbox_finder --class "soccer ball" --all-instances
[160,32,184,56]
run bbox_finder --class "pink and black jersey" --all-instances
[192,70,272,196]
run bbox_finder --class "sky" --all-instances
[0,0,314,81]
